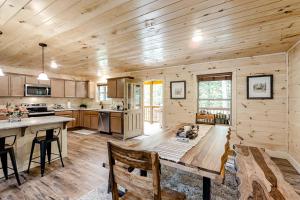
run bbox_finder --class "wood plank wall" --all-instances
[288,42,300,164]
[123,53,288,152]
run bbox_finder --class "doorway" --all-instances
[143,80,163,135]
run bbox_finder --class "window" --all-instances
[198,73,232,124]
[97,84,108,101]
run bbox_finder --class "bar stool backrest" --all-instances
[34,127,62,138]
[0,135,16,150]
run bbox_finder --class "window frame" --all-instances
[197,73,232,123]
[97,84,109,102]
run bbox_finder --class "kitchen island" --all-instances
[0,116,73,172]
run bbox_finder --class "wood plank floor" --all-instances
[0,132,115,200]
[272,157,300,195]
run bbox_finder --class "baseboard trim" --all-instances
[266,150,300,174]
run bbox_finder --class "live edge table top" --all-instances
[120,124,230,179]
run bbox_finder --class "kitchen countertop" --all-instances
[53,108,124,112]
[0,116,74,130]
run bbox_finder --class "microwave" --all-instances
[24,84,51,97]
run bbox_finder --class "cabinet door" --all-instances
[110,115,122,134]
[25,76,39,84]
[90,112,99,129]
[83,111,91,128]
[0,76,9,96]
[10,75,25,96]
[76,81,88,98]
[51,79,65,97]
[72,110,80,127]
[65,80,76,97]
[117,78,125,98]
[39,79,50,86]
[88,81,95,99]
[107,79,117,98]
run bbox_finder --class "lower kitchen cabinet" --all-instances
[72,110,80,127]
[81,110,99,130]
[110,112,123,134]
[55,111,73,128]
[90,111,99,129]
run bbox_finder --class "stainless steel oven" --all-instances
[25,84,51,97]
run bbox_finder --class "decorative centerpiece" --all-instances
[1,104,28,122]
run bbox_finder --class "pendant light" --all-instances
[37,43,49,81]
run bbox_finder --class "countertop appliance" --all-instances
[25,103,55,117]
[25,84,51,97]
[98,111,110,134]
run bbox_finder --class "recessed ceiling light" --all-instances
[50,60,58,69]
[192,30,203,42]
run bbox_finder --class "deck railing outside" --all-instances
[144,106,162,123]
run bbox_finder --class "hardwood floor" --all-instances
[0,132,114,200]
[272,157,300,195]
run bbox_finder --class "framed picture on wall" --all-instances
[170,81,186,99]
[247,75,273,99]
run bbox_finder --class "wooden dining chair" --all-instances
[107,142,186,200]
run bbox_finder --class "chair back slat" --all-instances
[107,142,161,200]
[113,165,154,199]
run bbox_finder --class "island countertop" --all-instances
[0,116,74,131]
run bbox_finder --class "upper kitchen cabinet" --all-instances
[107,79,117,98]
[76,81,88,98]
[0,76,10,96]
[88,81,95,99]
[25,76,50,85]
[65,80,76,98]
[51,79,65,98]
[107,77,133,98]
[10,75,25,96]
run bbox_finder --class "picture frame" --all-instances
[170,81,186,99]
[247,75,273,99]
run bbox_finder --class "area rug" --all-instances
[78,187,111,200]
[72,129,98,135]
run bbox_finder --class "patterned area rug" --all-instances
[78,187,111,200]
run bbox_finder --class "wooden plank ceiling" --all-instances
[0,0,299,77]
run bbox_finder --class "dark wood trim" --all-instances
[107,76,134,80]
[247,75,273,99]
[170,81,186,99]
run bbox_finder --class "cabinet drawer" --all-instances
[110,112,122,117]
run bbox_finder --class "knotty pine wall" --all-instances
[100,53,288,152]
[288,42,300,163]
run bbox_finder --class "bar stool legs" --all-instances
[27,128,64,177]
[1,153,8,180]
[7,148,21,185]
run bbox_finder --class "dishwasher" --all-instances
[98,111,110,134]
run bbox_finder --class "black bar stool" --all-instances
[27,127,64,177]
[0,135,21,185]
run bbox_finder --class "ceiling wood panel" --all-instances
[0,0,299,76]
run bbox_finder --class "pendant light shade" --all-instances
[37,43,49,81]
[0,68,4,76]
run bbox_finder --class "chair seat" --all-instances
[120,187,186,200]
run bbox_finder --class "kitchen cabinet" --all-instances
[26,76,50,85]
[88,81,95,99]
[10,75,25,96]
[72,110,80,127]
[0,76,9,96]
[65,80,76,97]
[81,110,99,129]
[107,79,117,98]
[110,112,123,134]
[55,111,73,128]
[51,79,65,97]
[116,78,125,98]
[107,77,133,98]
[76,81,88,98]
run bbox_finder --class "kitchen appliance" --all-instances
[98,111,110,134]
[25,103,55,117]
[25,84,51,97]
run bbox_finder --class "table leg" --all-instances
[203,176,211,200]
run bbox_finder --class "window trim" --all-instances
[97,84,109,102]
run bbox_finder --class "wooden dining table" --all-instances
[104,124,231,200]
